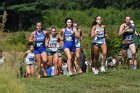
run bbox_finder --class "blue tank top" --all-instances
[64,28,75,44]
[123,25,135,41]
[34,30,46,48]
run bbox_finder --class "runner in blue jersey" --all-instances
[59,17,80,76]
[119,16,136,68]
[46,26,59,76]
[91,16,108,74]
[73,21,82,74]
[29,22,48,78]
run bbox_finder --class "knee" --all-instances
[94,55,99,60]
[48,61,53,66]
[53,60,58,65]
[26,70,31,74]
[67,56,72,60]
[132,52,136,56]
[42,58,47,63]
[102,53,107,57]
[76,57,80,60]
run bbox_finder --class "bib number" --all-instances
[65,36,72,41]
[36,43,43,47]
[97,34,104,40]
[125,35,132,40]
[28,58,34,61]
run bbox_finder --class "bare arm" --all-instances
[29,32,35,43]
[58,29,64,40]
[103,25,108,38]
[135,31,138,35]
[73,28,80,38]
[91,26,98,38]
[23,50,29,59]
[45,36,50,48]
[79,29,83,39]
[119,24,129,36]
[44,30,50,38]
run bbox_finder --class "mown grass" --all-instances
[21,69,140,93]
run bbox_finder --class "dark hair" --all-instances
[26,43,34,50]
[124,15,131,23]
[91,16,100,28]
[73,21,79,30]
[73,21,78,25]
[65,17,73,27]
[36,22,44,30]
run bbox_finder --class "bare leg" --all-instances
[53,53,58,75]
[35,54,41,78]
[41,52,48,76]
[101,43,107,65]
[75,48,82,73]
[64,48,73,75]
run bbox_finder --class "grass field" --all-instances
[21,69,140,93]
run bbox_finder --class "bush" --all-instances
[7,32,27,45]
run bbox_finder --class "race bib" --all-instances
[125,35,132,40]
[65,36,72,41]
[28,58,34,61]
[75,38,79,44]
[126,28,133,32]
[49,42,57,47]
[36,43,43,47]
[97,34,104,40]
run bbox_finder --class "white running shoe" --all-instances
[133,65,137,70]
[92,67,99,75]
[100,66,106,72]
[68,71,74,76]
[69,71,72,75]
[95,69,99,75]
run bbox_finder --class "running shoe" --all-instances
[100,66,106,72]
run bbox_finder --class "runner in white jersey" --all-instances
[73,21,82,74]
[24,45,35,77]
[91,16,107,74]
[57,38,64,75]
[46,26,59,76]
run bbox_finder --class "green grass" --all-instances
[19,69,140,93]
[0,67,25,93]
[1,62,140,93]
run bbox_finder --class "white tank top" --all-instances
[48,34,58,52]
[25,51,35,65]
[75,29,81,47]
[93,26,105,44]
